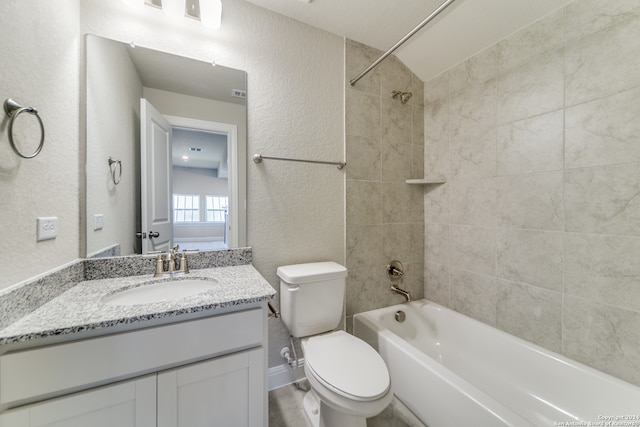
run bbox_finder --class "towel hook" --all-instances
[3,98,45,159]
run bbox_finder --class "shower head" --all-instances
[391,90,413,104]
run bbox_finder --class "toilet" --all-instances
[277,262,392,427]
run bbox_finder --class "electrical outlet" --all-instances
[94,214,104,231]
[37,217,58,241]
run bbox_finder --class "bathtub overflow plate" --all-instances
[395,310,406,322]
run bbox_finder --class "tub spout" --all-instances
[390,285,411,302]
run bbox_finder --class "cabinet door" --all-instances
[157,347,265,427]
[0,375,156,427]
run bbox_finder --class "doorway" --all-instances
[166,115,239,250]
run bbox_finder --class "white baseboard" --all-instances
[268,359,306,391]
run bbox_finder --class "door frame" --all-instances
[165,115,239,249]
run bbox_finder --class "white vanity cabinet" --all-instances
[0,306,267,427]
[158,347,264,427]
[0,376,157,427]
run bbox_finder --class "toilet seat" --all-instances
[303,331,390,402]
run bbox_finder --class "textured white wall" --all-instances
[0,1,81,288]
[1,0,345,369]
[81,0,345,368]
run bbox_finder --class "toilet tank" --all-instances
[277,262,348,338]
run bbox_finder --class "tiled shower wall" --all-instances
[423,0,640,386]
[345,40,425,326]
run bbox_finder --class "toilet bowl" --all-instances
[277,262,392,427]
[301,331,392,427]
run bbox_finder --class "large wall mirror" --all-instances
[84,35,247,258]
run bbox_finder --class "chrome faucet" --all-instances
[387,260,411,302]
[154,245,189,277]
[390,285,412,302]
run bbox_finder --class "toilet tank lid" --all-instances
[277,262,347,284]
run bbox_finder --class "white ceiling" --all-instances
[128,42,247,105]
[173,127,227,171]
[245,0,574,82]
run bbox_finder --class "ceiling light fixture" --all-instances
[123,0,223,30]
[200,0,222,29]
[162,0,186,18]
[122,0,145,7]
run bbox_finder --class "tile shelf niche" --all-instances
[405,178,446,185]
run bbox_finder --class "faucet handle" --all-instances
[179,252,189,274]
[154,254,165,277]
[387,260,405,281]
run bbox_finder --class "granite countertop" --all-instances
[0,264,276,346]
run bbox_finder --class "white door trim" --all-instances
[164,115,239,249]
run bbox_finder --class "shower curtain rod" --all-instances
[349,0,457,86]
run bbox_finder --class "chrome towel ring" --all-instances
[3,98,45,159]
[109,157,122,185]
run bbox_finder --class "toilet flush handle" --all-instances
[287,286,300,292]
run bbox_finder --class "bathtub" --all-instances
[353,299,640,427]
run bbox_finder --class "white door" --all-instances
[141,99,173,254]
[157,348,265,427]
[0,376,156,427]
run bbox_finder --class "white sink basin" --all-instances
[103,278,219,306]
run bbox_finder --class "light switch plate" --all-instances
[94,214,104,231]
[37,217,58,241]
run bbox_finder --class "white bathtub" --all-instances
[353,299,640,427]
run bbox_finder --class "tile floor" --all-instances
[268,380,425,427]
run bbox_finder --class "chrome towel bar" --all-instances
[253,154,346,170]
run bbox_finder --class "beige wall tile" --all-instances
[345,40,424,321]
[449,225,496,276]
[425,262,450,307]
[345,39,382,96]
[565,86,640,169]
[564,163,640,236]
[564,233,640,312]
[449,45,498,95]
[497,110,563,175]
[449,177,498,227]
[497,48,564,125]
[378,55,413,101]
[450,269,497,326]
[346,267,388,315]
[382,182,423,224]
[425,222,449,266]
[565,14,640,106]
[346,224,384,270]
[564,296,640,386]
[420,0,640,386]
[383,223,424,264]
[565,0,640,41]
[497,8,565,74]
[424,100,449,178]
[423,72,449,106]
[346,180,382,225]
[382,142,413,182]
[346,135,381,181]
[496,229,563,292]
[382,97,413,147]
[496,280,562,352]
[424,183,449,224]
[346,89,381,139]
[496,172,564,231]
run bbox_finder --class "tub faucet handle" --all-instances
[387,260,405,281]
